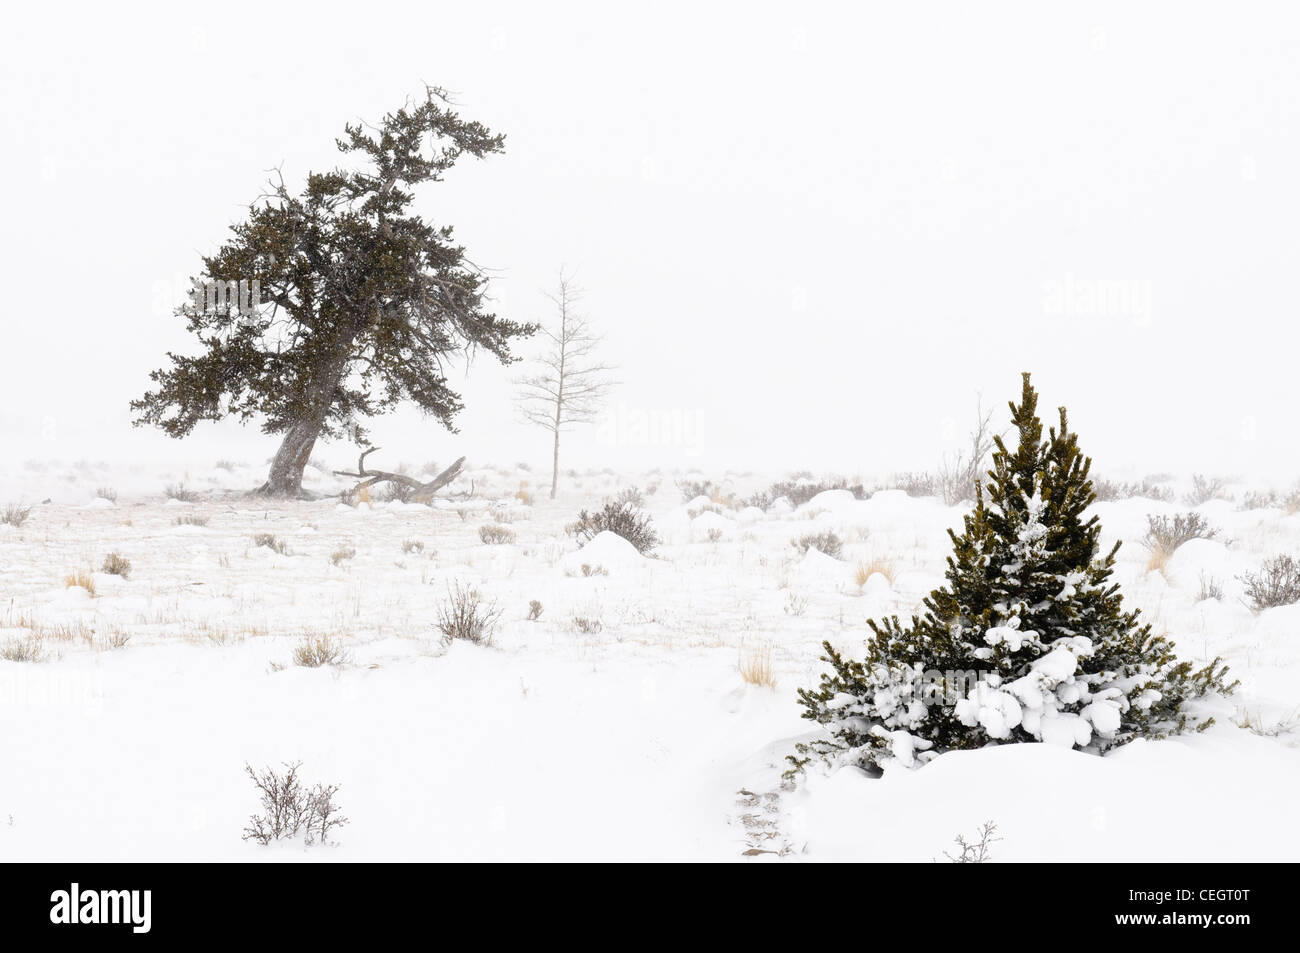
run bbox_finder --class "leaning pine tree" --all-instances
[790,374,1235,776]
[132,87,533,497]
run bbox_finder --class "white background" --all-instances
[2,1,1296,478]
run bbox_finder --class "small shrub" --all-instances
[1197,573,1224,602]
[241,762,348,847]
[374,482,412,503]
[1239,555,1300,611]
[1285,488,1300,516]
[572,616,603,635]
[707,527,724,543]
[892,472,937,498]
[96,486,118,503]
[1185,474,1230,506]
[527,600,543,621]
[783,592,808,616]
[750,478,867,510]
[1238,490,1279,511]
[330,545,357,566]
[100,552,131,578]
[943,821,1001,863]
[1143,513,1217,563]
[580,563,609,577]
[479,524,516,545]
[435,583,503,646]
[251,533,289,555]
[401,538,425,554]
[1092,478,1174,503]
[1,504,32,527]
[612,486,645,508]
[175,514,210,527]
[1,637,46,663]
[569,501,659,554]
[292,634,350,668]
[166,482,199,502]
[677,478,719,502]
[791,531,843,560]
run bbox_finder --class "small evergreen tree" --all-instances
[790,374,1235,776]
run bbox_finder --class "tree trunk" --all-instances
[257,335,356,498]
[259,417,324,497]
[550,426,560,499]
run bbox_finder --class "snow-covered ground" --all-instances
[1,459,1297,861]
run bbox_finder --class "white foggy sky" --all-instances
[1,1,1297,480]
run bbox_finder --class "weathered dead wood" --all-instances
[334,448,466,504]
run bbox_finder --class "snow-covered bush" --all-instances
[569,500,658,554]
[791,531,843,560]
[478,523,516,545]
[292,634,349,668]
[1092,477,1174,502]
[251,533,288,555]
[890,472,938,498]
[101,552,131,578]
[1,504,32,527]
[1186,474,1230,505]
[1239,555,1300,611]
[241,762,348,847]
[1,636,46,663]
[435,583,502,646]
[165,482,199,502]
[789,374,1237,778]
[750,477,866,510]
[1143,512,1218,558]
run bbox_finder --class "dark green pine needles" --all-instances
[790,373,1236,777]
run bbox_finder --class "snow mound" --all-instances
[792,547,844,589]
[1165,538,1232,590]
[861,571,891,596]
[691,510,733,535]
[561,531,646,575]
[802,489,858,513]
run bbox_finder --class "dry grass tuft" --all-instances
[855,558,897,588]
[739,642,776,689]
[64,570,96,597]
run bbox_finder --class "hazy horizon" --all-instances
[4,1,1298,481]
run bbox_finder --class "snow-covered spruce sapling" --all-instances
[788,374,1237,778]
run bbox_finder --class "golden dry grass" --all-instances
[63,570,96,597]
[855,558,897,588]
[739,641,776,689]
[1145,548,1170,576]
